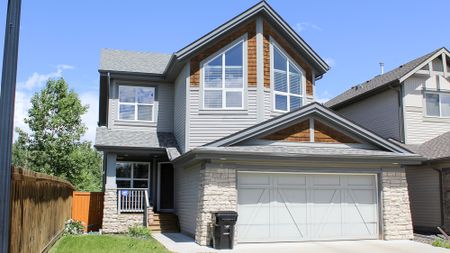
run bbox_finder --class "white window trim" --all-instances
[118,85,155,122]
[200,34,248,110]
[116,161,151,189]
[424,91,450,118]
[270,37,306,113]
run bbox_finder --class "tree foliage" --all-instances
[12,78,102,191]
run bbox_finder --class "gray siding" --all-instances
[174,163,200,237]
[406,166,441,229]
[108,80,174,132]
[174,65,187,152]
[188,88,258,149]
[337,89,401,140]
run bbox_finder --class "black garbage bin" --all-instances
[212,211,238,249]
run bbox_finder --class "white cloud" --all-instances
[13,65,75,140]
[80,91,98,143]
[19,64,74,90]
[296,22,323,32]
[13,90,31,138]
[316,90,332,104]
[324,57,336,68]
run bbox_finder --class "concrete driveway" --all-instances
[153,233,450,253]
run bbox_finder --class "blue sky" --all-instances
[1,0,449,142]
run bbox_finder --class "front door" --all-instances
[158,163,174,211]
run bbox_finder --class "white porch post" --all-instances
[105,152,117,189]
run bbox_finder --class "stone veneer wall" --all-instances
[195,164,237,246]
[381,168,414,240]
[102,189,147,233]
[194,164,414,245]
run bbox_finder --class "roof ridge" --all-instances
[101,48,173,56]
[326,47,447,108]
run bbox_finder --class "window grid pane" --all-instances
[426,93,440,116]
[275,94,288,111]
[204,90,223,108]
[441,94,450,117]
[226,91,243,108]
[137,105,153,121]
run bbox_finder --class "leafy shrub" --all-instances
[432,239,450,249]
[128,226,151,239]
[64,219,85,235]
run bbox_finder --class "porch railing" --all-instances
[117,188,149,213]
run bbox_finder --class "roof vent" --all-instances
[379,62,384,74]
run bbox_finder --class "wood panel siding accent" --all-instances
[190,21,257,87]
[263,20,314,96]
[263,120,310,142]
[314,120,358,143]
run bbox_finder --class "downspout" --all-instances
[106,72,111,127]
[388,82,405,143]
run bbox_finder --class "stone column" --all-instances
[195,163,238,246]
[381,168,414,240]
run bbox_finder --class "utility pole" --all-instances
[0,0,22,252]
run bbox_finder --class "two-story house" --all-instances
[94,1,422,246]
[326,48,450,234]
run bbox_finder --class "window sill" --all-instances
[198,109,249,115]
[422,116,450,123]
[114,120,157,127]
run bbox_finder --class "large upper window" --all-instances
[425,92,450,117]
[203,40,244,109]
[118,86,155,121]
[272,44,303,112]
[116,162,150,189]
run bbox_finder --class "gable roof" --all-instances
[326,47,449,109]
[206,102,413,154]
[100,49,173,75]
[99,1,329,79]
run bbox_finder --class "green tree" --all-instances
[12,78,102,191]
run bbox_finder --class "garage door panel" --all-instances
[276,174,307,186]
[237,173,378,243]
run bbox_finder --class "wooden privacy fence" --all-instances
[9,167,74,253]
[72,192,104,232]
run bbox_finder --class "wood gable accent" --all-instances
[263,119,310,142]
[314,120,358,143]
[263,20,314,96]
[261,118,359,143]
[190,20,257,87]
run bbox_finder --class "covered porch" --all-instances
[101,148,177,233]
[94,128,181,233]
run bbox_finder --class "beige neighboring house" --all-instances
[326,47,450,233]
[94,1,424,246]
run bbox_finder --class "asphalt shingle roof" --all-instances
[99,49,172,74]
[404,132,450,160]
[325,48,442,108]
[95,128,179,150]
[195,145,420,159]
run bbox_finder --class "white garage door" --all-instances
[237,172,378,242]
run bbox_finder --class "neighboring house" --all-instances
[326,48,450,233]
[94,1,423,246]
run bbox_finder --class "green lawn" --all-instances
[49,235,171,253]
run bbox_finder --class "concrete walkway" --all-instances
[152,233,450,253]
